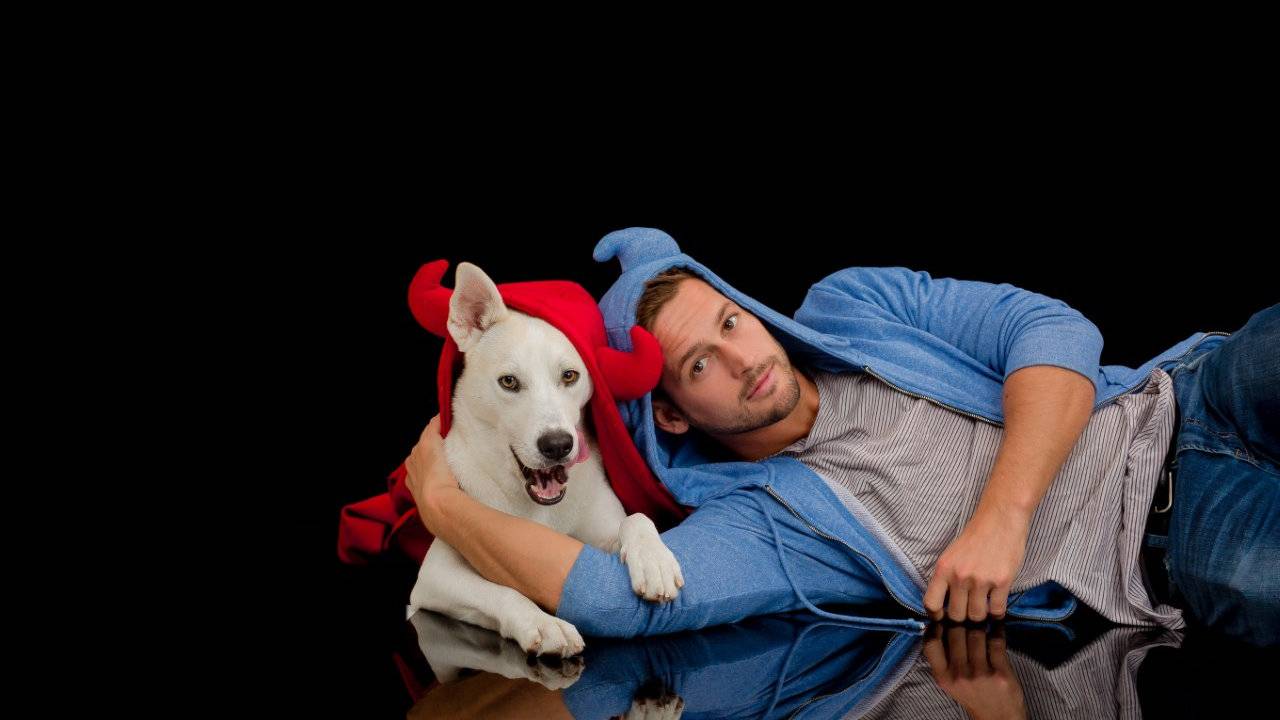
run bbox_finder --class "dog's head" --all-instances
[447,261,594,506]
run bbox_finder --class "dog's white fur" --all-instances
[408,262,684,656]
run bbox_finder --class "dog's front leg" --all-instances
[615,512,685,603]
[408,609,584,689]
[409,538,586,657]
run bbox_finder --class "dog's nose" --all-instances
[537,430,575,462]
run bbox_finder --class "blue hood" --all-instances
[593,227,866,507]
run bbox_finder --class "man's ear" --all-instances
[651,395,690,435]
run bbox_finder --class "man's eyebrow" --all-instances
[675,301,735,376]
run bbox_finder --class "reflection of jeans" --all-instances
[1161,304,1279,647]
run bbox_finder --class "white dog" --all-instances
[408,262,685,657]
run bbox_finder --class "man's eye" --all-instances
[690,314,738,378]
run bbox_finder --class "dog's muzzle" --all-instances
[511,446,570,505]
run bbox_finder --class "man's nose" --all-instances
[722,343,755,376]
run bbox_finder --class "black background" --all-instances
[211,102,1278,713]
[54,37,1277,716]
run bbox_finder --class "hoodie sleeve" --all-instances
[795,266,1104,392]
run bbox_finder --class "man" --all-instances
[407,227,1277,644]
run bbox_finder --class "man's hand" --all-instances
[923,364,1095,624]
[922,622,1027,720]
[924,503,1031,623]
[400,412,585,615]
[405,414,462,524]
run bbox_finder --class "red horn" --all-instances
[407,259,454,338]
[596,325,664,402]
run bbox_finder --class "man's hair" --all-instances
[636,266,701,334]
[635,266,702,404]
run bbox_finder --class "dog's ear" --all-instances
[447,262,511,352]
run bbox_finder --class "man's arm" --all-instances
[405,415,584,615]
[980,364,1096,521]
[420,486,584,615]
[795,265,1105,395]
[923,363,1095,622]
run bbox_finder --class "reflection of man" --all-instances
[407,227,1225,638]
[407,600,1189,719]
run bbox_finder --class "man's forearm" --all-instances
[976,365,1096,523]
[419,486,585,615]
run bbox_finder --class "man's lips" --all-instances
[749,365,774,399]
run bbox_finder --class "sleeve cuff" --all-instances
[1003,323,1103,396]
[554,542,641,638]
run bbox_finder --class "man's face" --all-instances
[649,277,801,436]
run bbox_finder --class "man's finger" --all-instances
[966,623,991,673]
[967,584,989,622]
[988,624,1013,673]
[921,625,949,677]
[945,623,970,671]
[924,575,948,620]
[403,453,420,501]
[947,581,969,622]
[989,586,1010,620]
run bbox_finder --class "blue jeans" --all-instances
[1159,303,1280,647]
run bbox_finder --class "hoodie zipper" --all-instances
[1158,330,1233,366]
[1096,330,1234,404]
[766,482,1072,623]
[781,646,891,720]
[763,483,927,628]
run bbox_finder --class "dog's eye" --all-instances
[498,375,520,391]
[562,370,579,384]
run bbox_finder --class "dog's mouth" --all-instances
[511,447,569,505]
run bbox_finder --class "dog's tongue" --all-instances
[531,472,567,500]
[567,426,591,467]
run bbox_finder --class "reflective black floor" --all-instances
[312,560,1278,718]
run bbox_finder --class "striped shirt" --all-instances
[776,364,1185,630]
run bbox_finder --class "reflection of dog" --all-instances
[409,609,585,690]
[408,262,684,657]
[408,610,687,719]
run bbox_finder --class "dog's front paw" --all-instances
[618,513,685,603]
[502,609,586,657]
[525,653,586,690]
